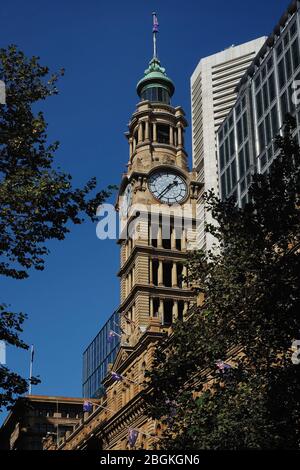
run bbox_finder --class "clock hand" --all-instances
[157,180,178,199]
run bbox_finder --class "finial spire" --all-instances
[152,12,159,58]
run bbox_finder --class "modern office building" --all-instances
[191,37,266,250]
[0,395,87,450]
[218,0,300,206]
[82,310,120,398]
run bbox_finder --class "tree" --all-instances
[0,45,112,410]
[146,116,300,449]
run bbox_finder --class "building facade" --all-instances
[191,37,266,250]
[45,25,200,451]
[0,395,89,450]
[82,310,120,398]
[218,0,300,206]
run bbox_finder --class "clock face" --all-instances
[148,170,188,204]
[120,183,132,217]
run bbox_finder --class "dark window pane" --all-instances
[229,130,235,156]
[255,74,261,90]
[221,173,226,199]
[285,49,293,79]
[258,122,265,153]
[238,149,245,177]
[267,56,273,72]
[243,113,248,139]
[237,119,243,146]
[231,161,237,186]
[271,105,279,136]
[245,142,250,170]
[276,41,283,58]
[280,91,289,121]
[263,83,269,110]
[219,144,225,170]
[278,59,286,89]
[290,21,297,38]
[292,39,300,71]
[256,90,263,119]
[268,73,276,102]
[265,113,271,143]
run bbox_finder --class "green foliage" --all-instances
[146,116,300,449]
[0,45,112,410]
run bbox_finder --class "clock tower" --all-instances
[51,15,202,451]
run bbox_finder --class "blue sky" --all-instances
[0,0,289,420]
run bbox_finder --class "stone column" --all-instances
[172,262,178,288]
[157,225,163,248]
[182,265,188,288]
[169,126,174,145]
[150,298,154,317]
[132,266,135,286]
[172,300,178,322]
[183,301,189,317]
[138,122,143,143]
[149,258,153,284]
[181,230,186,251]
[171,227,176,250]
[129,137,133,158]
[158,260,163,286]
[177,125,182,147]
[153,122,157,142]
[145,120,150,140]
[159,299,164,323]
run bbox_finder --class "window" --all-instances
[226,168,231,193]
[268,73,276,102]
[225,138,230,164]
[267,56,273,72]
[290,21,297,38]
[229,130,235,157]
[260,152,267,169]
[157,124,169,144]
[237,119,243,146]
[221,173,226,199]
[255,74,261,90]
[283,34,289,48]
[242,113,248,139]
[263,83,269,111]
[231,161,237,187]
[245,142,250,170]
[261,66,266,80]
[271,105,279,136]
[258,122,265,154]
[265,113,271,144]
[276,41,283,58]
[292,39,300,71]
[229,115,234,128]
[219,144,225,170]
[285,49,292,80]
[238,149,245,178]
[278,59,286,89]
[256,90,263,119]
[280,91,289,121]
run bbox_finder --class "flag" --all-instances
[111,371,123,382]
[128,429,139,448]
[215,360,231,373]
[83,400,93,412]
[152,13,159,33]
[108,330,118,343]
[114,320,125,335]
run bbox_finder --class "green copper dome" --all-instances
[136,57,175,104]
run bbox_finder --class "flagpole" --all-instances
[29,345,34,395]
[152,12,158,58]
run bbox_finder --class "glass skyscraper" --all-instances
[218,0,300,207]
[82,311,120,398]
